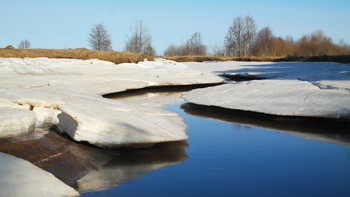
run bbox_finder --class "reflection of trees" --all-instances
[182,103,350,146]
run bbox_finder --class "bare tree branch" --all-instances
[125,20,155,56]
[163,32,207,56]
[225,15,256,57]
[88,23,112,51]
[18,40,31,49]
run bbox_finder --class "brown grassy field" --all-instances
[0,47,152,64]
[1,46,349,64]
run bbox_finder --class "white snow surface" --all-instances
[183,61,350,118]
[0,58,223,147]
[0,152,79,197]
[0,107,36,137]
[183,80,350,118]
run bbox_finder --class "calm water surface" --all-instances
[83,90,350,197]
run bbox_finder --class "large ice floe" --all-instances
[0,152,78,197]
[183,80,350,118]
[0,58,223,147]
[183,61,350,119]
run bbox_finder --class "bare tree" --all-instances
[186,32,207,55]
[338,39,350,55]
[295,30,333,56]
[163,33,207,56]
[252,26,274,56]
[89,23,112,51]
[144,44,156,56]
[243,16,257,56]
[163,44,179,56]
[225,15,256,56]
[225,16,244,56]
[211,44,225,56]
[125,20,155,55]
[18,39,31,49]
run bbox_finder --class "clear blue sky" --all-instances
[1,0,349,54]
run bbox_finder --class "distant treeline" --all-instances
[6,16,350,58]
[164,16,350,57]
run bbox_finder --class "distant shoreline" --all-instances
[164,55,350,64]
[1,47,349,64]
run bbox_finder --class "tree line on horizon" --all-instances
[10,16,350,57]
[88,20,156,56]
[164,16,350,57]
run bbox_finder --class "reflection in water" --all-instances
[70,87,199,192]
[233,123,252,131]
[181,103,350,146]
[104,85,215,109]
[99,86,350,197]
[0,128,188,192]
[77,141,188,192]
[107,86,350,146]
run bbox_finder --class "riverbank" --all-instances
[0,47,151,64]
[164,55,350,63]
[1,47,349,64]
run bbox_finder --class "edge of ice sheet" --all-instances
[0,58,223,146]
[183,80,350,119]
[57,102,188,148]
[0,107,36,137]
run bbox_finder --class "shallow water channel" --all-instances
[79,87,350,197]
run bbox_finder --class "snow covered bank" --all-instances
[0,152,78,197]
[183,80,350,119]
[0,58,223,147]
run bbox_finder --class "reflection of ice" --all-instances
[75,88,192,192]
[119,92,185,109]
[78,163,167,191]
[77,141,188,192]
[182,103,350,146]
[105,85,217,109]
[106,90,186,109]
[233,124,252,131]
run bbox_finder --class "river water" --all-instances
[82,88,350,197]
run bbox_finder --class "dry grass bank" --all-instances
[164,55,350,63]
[0,47,152,64]
[1,47,349,64]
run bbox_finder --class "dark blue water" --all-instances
[82,99,350,197]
